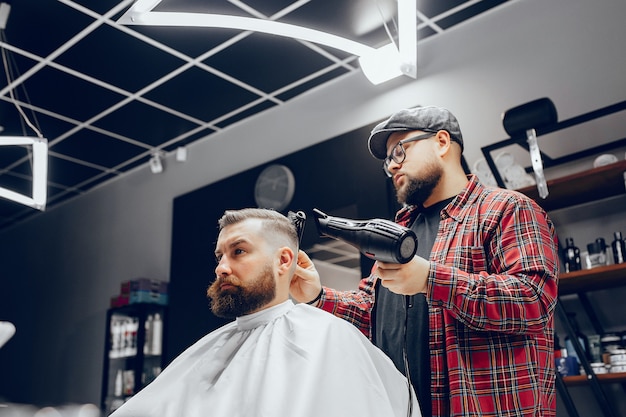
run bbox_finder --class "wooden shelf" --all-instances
[563,372,626,386]
[559,263,626,295]
[517,160,626,211]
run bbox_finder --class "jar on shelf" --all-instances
[586,240,607,269]
[600,333,622,364]
[609,349,626,373]
[590,362,608,374]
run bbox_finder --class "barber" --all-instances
[291,106,559,417]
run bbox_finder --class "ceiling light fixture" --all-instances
[0,2,48,211]
[117,0,417,85]
[149,151,164,174]
[0,321,16,349]
[175,146,187,162]
[0,137,47,210]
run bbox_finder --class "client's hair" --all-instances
[218,208,299,250]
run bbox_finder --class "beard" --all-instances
[396,160,443,207]
[207,263,276,319]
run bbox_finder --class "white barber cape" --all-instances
[111,300,420,417]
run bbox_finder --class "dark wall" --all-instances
[167,122,400,362]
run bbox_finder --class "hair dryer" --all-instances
[312,208,417,264]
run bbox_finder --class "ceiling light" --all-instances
[149,152,164,174]
[0,321,16,349]
[175,146,187,162]
[117,0,417,85]
[0,2,10,30]
[358,43,404,85]
[0,137,48,210]
[0,3,48,211]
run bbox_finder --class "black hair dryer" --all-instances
[312,208,418,264]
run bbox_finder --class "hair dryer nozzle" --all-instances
[312,208,417,264]
[288,210,306,245]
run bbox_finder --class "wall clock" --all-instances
[254,164,296,211]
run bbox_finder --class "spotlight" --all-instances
[149,152,164,174]
[175,146,187,162]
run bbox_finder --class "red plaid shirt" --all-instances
[318,175,559,417]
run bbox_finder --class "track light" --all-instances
[175,146,187,162]
[149,152,164,174]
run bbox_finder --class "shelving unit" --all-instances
[515,161,626,417]
[101,303,167,416]
[558,265,626,388]
[482,99,626,417]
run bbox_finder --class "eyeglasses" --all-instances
[383,132,436,177]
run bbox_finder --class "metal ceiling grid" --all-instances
[0,0,509,230]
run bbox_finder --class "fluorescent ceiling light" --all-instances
[117,0,416,85]
[0,136,48,211]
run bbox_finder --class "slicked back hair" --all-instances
[218,208,299,251]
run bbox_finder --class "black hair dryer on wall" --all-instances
[312,208,418,264]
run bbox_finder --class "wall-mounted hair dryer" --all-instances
[312,208,417,264]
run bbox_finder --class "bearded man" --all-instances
[111,208,420,417]
[290,106,560,417]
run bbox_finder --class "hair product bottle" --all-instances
[611,231,625,264]
[564,237,581,272]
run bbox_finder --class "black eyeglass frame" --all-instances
[382,132,437,177]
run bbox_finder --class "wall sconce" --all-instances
[118,0,417,85]
[149,151,164,174]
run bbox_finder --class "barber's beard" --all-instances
[207,263,276,319]
[396,161,443,207]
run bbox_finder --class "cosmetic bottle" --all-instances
[612,231,625,264]
[564,313,591,364]
[563,238,581,272]
[151,313,162,356]
[144,314,153,355]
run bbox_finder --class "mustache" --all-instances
[214,276,241,287]
[207,276,242,299]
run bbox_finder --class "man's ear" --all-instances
[277,247,295,274]
[435,130,453,157]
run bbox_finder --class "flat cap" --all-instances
[368,106,464,159]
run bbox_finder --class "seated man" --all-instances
[111,208,420,417]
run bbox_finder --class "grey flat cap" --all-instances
[368,106,464,159]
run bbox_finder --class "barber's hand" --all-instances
[375,256,430,295]
[290,250,323,303]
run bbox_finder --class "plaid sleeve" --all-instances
[317,275,376,338]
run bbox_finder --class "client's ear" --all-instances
[277,247,295,274]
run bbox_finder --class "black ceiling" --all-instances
[0,0,509,230]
